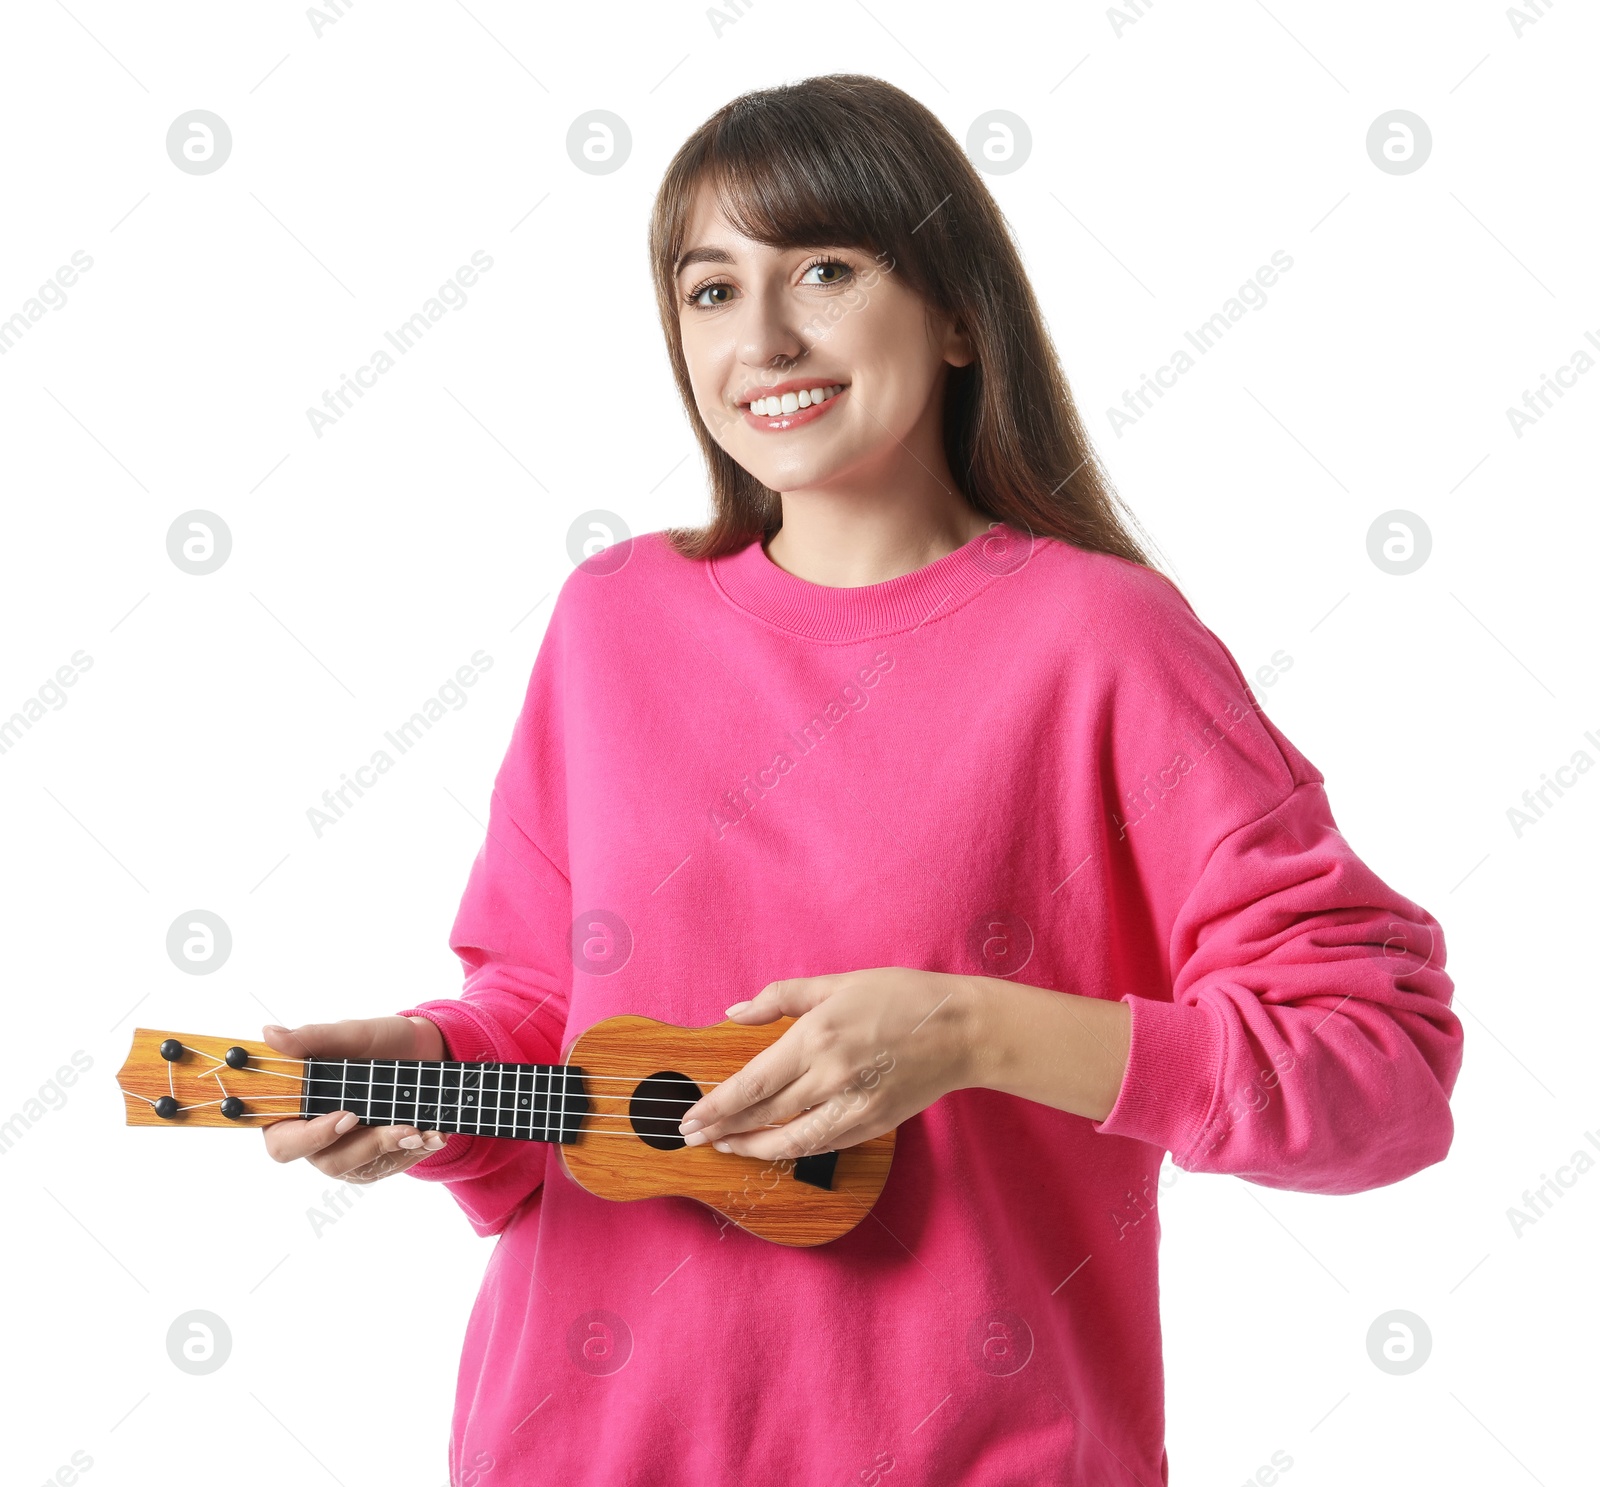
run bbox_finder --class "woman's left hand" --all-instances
[676,968,982,1162]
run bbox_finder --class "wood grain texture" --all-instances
[116,1027,304,1128]
[560,1014,896,1247]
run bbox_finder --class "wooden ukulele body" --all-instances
[560,1015,895,1247]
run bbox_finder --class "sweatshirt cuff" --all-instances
[1093,994,1226,1160]
[392,1001,508,1179]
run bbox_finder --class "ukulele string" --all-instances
[215,1050,746,1091]
[121,1086,794,1133]
[131,1090,778,1119]
[193,1095,741,1115]
[135,1057,763,1111]
[132,1089,788,1120]
[289,1068,742,1092]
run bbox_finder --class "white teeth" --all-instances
[748,384,843,416]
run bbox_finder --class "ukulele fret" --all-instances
[371,1059,395,1126]
[492,1063,511,1139]
[419,1060,439,1128]
[485,1063,502,1138]
[476,1063,490,1136]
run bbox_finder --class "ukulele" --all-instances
[115,1015,896,1246]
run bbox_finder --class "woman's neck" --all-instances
[763,495,994,589]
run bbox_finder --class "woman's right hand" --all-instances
[259,1015,452,1183]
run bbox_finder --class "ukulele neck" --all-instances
[303,1057,589,1143]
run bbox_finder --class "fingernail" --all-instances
[679,1118,702,1134]
[333,1112,359,1135]
[725,1001,751,1015]
[424,1133,446,1150]
[264,1024,289,1035]
[713,1141,732,1153]
[399,1135,423,1149]
[683,1130,708,1147]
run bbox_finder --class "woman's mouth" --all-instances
[739,382,848,431]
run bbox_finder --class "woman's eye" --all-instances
[803,259,851,287]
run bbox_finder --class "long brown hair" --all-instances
[648,73,1157,568]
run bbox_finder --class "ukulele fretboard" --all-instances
[302,1059,589,1143]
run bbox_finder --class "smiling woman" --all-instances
[259,73,1463,1487]
[646,75,1155,578]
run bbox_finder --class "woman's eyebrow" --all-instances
[675,245,736,280]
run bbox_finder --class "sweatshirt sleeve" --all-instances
[1093,777,1464,1193]
[393,603,574,1237]
[1068,553,1465,1195]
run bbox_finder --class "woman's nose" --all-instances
[736,286,812,368]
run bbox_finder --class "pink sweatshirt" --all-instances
[396,523,1462,1486]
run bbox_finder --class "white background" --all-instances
[2,2,1595,1483]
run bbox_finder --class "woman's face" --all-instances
[674,182,972,498]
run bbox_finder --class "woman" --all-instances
[263,74,1463,1485]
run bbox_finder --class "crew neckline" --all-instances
[708,522,1031,643]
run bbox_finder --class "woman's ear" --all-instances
[941,312,976,369]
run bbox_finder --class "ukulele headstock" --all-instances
[116,1028,306,1129]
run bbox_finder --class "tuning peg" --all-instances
[159,1039,184,1061]
[220,1097,245,1120]
[154,1096,181,1119]
[224,1046,249,1069]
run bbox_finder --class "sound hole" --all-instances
[630,1071,703,1150]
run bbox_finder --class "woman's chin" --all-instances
[732,445,861,497]
[732,465,814,496]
